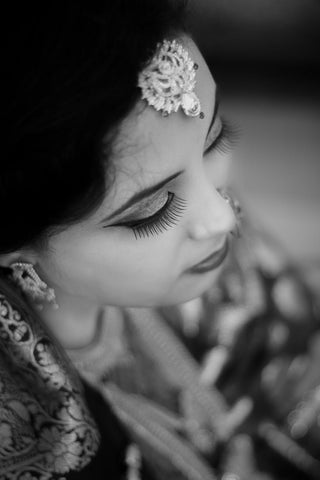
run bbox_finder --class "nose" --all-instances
[187,178,236,242]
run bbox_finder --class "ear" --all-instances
[0,250,38,269]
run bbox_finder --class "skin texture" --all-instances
[2,38,236,345]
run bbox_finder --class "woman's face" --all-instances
[36,38,237,308]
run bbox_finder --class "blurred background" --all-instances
[189,0,320,267]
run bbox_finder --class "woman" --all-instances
[1,1,319,479]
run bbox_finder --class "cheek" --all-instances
[42,229,183,300]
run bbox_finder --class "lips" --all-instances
[188,239,229,274]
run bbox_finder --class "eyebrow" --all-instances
[101,87,220,224]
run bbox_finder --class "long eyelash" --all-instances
[207,119,241,155]
[129,193,187,239]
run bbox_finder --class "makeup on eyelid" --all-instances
[204,116,223,152]
[129,193,187,239]
[115,190,168,224]
[204,118,240,156]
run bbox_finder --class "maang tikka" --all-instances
[10,262,58,310]
[138,39,203,118]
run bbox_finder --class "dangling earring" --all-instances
[217,188,243,238]
[10,262,59,310]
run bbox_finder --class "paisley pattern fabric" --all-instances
[0,293,100,479]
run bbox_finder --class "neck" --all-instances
[39,287,103,349]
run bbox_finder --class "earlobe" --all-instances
[0,250,38,269]
[0,252,21,268]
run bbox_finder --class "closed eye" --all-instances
[109,192,187,239]
[204,118,241,156]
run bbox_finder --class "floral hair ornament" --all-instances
[138,39,203,118]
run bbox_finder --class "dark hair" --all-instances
[0,1,187,254]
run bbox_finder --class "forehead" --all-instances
[100,37,216,209]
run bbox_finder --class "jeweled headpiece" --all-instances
[138,39,202,118]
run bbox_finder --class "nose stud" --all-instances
[217,188,243,238]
